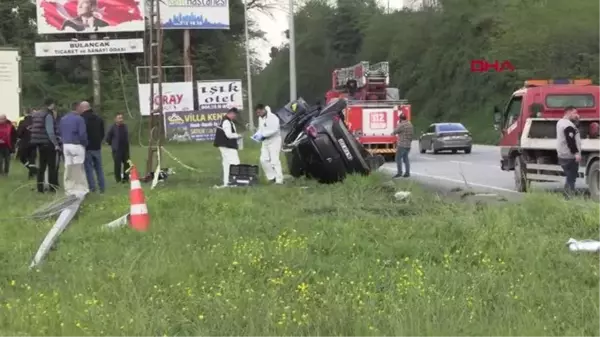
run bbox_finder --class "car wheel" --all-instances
[451,149,457,154]
[464,147,472,154]
[430,143,439,154]
[514,155,529,192]
[587,160,599,201]
[286,153,304,178]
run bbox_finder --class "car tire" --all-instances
[286,153,304,178]
[514,155,529,192]
[587,160,599,201]
[464,147,472,154]
[451,149,457,154]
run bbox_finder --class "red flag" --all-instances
[40,1,71,30]
[96,0,143,26]
[39,0,143,32]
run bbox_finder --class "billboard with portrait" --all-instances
[37,0,145,34]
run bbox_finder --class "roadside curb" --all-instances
[377,165,513,204]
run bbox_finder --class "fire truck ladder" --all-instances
[334,61,390,99]
[145,0,164,179]
[364,62,389,100]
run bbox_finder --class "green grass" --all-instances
[0,142,598,336]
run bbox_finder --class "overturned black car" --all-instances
[272,98,385,183]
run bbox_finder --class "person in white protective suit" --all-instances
[252,104,284,184]
[213,108,242,187]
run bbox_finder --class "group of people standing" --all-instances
[212,103,415,186]
[213,104,284,187]
[0,98,131,196]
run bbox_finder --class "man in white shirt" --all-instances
[252,104,284,184]
[213,108,242,187]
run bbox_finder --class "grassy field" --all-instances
[0,142,598,336]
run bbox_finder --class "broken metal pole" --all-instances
[29,196,84,269]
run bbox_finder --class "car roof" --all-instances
[432,122,465,127]
[431,123,468,132]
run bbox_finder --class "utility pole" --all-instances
[145,0,164,177]
[288,0,297,101]
[243,0,254,130]
[183,29,192,81]
[90,34,101,110]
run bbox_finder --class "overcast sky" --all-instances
[250,0,408,65]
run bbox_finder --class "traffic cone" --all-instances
[128,163,150,231]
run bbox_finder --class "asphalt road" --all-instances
[379,141,586,197]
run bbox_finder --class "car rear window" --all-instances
[437,124,466,132]
[545,94,595,108]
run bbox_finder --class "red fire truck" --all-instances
[325,61,411,158]
[495,79,599,198]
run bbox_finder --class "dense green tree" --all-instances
[0,0,272,141]
[253,0,599,143]
[2,0,598,144]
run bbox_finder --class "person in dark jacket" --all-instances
[31,98,61,193]
[213,108,242,187]
[61,0,109,32]
[80,101,106,193]
[0,114,17,175]
[105,113,130,183]
[16,108,37,178]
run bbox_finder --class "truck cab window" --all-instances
[503,96,523,129]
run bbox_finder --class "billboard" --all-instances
[37,0,145,34]
[160,0,230,29]
[165,109,227,142]
[196,79,243,110]
[35,38,143,57]
[0,50,21,122]
[137,82,194,116]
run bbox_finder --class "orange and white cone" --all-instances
[128,163,150,231]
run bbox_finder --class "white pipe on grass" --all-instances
[29,196,84,269]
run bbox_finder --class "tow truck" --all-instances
[495,79,600,199]
[325,61,411,158]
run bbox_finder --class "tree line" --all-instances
[1,0,597,143]
[253,0,599,142]
[1,0,268,140]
